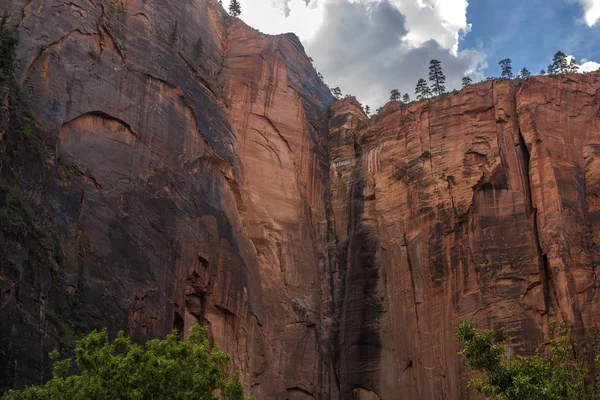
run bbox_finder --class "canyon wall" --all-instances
[1,1,600,399]
[329,76,600,399]
[0,0,335,398]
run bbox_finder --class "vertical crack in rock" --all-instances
[403,234,421,335]
[517,128,552,316]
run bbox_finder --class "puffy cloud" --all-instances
[305,0,486,108]
[570,0,600,26]
[230,0,486,108]
[389,0,471,54]
[230,0,325,41]
[567,56,600,72]
[579,59,600,71]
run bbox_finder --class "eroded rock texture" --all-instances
[0,1,334,398]
[1,0,600,399]
[329,76,600,399]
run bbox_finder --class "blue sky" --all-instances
[462,0,600,76]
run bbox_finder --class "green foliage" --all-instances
[1,325,254,400]
[390,89,401,101]
[549,51,568,75]
[456,321,596,400]
[0,177,49,239]
[46,310,77,349]
[519,68,532,79]
[229,0,242,17]
[499,58,513,79]
[428,59,446,95]
[332,86,342,100]
[402,93,410,103]
[567,57,579,74]
[415,78,431,100]
[364,105,370,116]
[0,10,18,84]
[462,76,473,87]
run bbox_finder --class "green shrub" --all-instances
[1,324,254,400]
[457,321,596,400]
[0,10,18,83]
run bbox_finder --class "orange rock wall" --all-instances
[1,0,600,399]
[329,76,600,399]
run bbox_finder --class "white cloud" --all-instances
[580,60,600,71]
[226,0,325,41]
[567,56,600,72]
[227,0,485,108]
[571,0,600,26]
[390,0,470,54]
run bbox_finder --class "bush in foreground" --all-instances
[1,325,254,400]
[456,321,597,400]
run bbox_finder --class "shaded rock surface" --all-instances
[0,1,334,398]
[1,1,600,399]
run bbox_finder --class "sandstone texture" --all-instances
[1,1,600,399]
[0,1,334,398]
[329,76,600,399]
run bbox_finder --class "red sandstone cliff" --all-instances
[329,75,600,399]
[1,1,600,399]
[0,1,334,398]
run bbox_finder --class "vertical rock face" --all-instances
[329,75,600,399]
[2,1,600,399]
[0,0,335,398]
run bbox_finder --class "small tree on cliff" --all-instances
[549,51,568,74]
[428,59,446,95]
[462,76,473,87]
[402,93,410,103]
[519,67,532,79]
[415,78,431,100]
[1,325,254,400]
[364,105,371,116]
[456,321,596,400]
[390,89,401,101]
[567,57,579,74]
[499,58,513,79]
[331,86,342,100]
[229,0,242,17]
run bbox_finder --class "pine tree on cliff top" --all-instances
[550,51,568,74]
[415,78,431,100]
[428,59,446,96]
[229,0,242,17]
[499,58,513,79]
[519,67,531,79]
